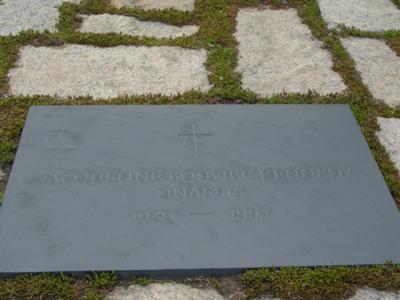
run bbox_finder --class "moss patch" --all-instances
[242,265,400,299]
[0,274,79,300]
[83,272,118,300]
[0,272,120,300]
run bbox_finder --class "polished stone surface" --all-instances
[1,105,399,277]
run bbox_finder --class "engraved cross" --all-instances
[178,123,211,158]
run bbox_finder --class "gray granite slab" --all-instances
[1,105,400,277]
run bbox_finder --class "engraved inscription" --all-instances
[33,166,352,200]
[35,166,352,184]
[131,209,272,223]
[177,123,212,158]
[157,186,243,199]
[190,212,213,216]
[231,208,270,221]
[133,210,173,222]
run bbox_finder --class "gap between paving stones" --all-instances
[110,0,196,11]
[78,14,199,38]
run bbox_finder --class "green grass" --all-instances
[0,274,79,300]
[0,272,120,300]
[83,272,119,300]
[242,265,400,299]
[130,276,154,286]
[0,0,400,298]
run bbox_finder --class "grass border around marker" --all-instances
[0,0,400,299]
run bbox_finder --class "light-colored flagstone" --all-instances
[111,0,195,11]
[349,288,400,300]
[0,0,80,36]
[78,14,198,38]
[105,283,224,300]
[8,45,211,99]
[377,117,400,172]
[234,8,345,97]
[318,0,400,32]
[341,38,400,107]
[256,288,400,300]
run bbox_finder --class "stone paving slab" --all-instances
[234,8,346,97]
[8,45,211,99]
[256,290,400,300]
[318,0,400,32]
[377,117,400,172]
[105,283,224,300]
[111,0,195,11]
[341,38,400,107]
[350,288,400,300]
[257,289,400,300]
[79,14,198,38]
[104,284,400,300]
[0,0,80,36]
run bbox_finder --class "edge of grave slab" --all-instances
[0,105,399,279]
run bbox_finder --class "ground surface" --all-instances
[8,45,210,98]
[235,8,345,96]
[317,0,400,32]
[105,283,225,300]
[110,0,195,11]
[0,0,400,299]
[79,14,199,37]
[0,0,81,36]
[341,38,400,107]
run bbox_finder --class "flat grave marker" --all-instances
[1,105,400,277]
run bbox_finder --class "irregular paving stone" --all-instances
[0,0,80,36]
[111,0,195,11]
[243,289,400,300]
[318,0,400,32]
[349,288,400,300]
[341,38,400,107]
[255,288,400,300]
[234,8,346,97]
[377,117,400,172]
[104,283,224,300]
[79,14,198,38]
[217,276,248,300]
[8,45,211,99]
